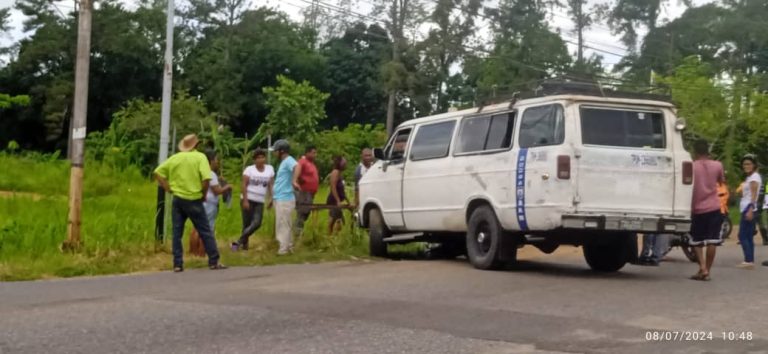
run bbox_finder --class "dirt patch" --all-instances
[517,244,583,260]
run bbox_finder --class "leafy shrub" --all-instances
[292,123,387,179]
[87,91,217,172]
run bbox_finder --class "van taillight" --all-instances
[683,161,693,185]
[557,155,571,179]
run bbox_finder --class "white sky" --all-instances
[0,0,715,67]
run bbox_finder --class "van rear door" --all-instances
[575,106,675,216]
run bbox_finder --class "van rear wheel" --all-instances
[368,208,389,257]
[466,206,513,270]
[583,233,633,272]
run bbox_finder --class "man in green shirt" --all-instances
[154,134,227,272]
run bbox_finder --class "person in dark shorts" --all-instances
[689,139,725,281]
[293,146,319,238]
[327,155,349,235]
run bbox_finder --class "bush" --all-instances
[293,123,387,179]
[87,91,217,172]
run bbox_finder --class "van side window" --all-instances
[456,116,491,153]
[581,108,665,148]
[384,128,412,161]
[410,121,456,161]
[456,113,515,154]
[519,104,565,148]
[486,113,515,150]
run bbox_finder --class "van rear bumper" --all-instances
[561,214,691,233]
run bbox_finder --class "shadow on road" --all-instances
[384,248,659,281]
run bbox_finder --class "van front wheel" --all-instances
[466,206,512,270]
[368,208,389,257]
[583,233,632,272]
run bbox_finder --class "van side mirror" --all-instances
[675,118,687,131]
[374,148,385,160]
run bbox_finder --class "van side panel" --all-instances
[452,153,517,231]
[518,102,578,231]
[403,149,516,232]
[402,157,465,231]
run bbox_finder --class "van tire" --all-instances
[583,233,631,272]
[466,206,510,270]
[368,208,389,257]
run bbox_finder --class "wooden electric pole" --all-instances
[64,0,93,251]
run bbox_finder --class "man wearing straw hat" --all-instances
[154,134,228,272]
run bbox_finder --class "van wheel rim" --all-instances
[477,222,492,254]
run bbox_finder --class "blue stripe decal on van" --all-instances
[516,148,529,231]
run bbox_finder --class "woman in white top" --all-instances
[232,149,274,251]
[737,155,761,269]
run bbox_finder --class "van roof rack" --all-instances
[520,80,672,102]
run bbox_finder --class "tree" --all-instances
[372,0,425,135]
[466,0,571,102]
[186,0,249,28]
[258,75,330,144]
[564,0,606,80]
[418,0,482,114]
[183,8,326,132]
[623,4,728,85]
[658,56,768,182]
[0,7,11,61]
[599,0,684,51]
[302,0,361,44]
[1,0,168,151]
[0,8,9,33]
[322,23,390,127]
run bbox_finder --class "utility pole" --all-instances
[386,0,405,137]
[64,0,93,250]
[155,0,175,242]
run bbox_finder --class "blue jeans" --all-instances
[739,211,756,263]
[203,202,219,234]
[641,234,670,262]
[172,197,220,267]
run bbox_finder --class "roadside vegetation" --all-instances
[0,152,371,281]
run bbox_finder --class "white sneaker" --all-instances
[277,249,290,256]
[737,262,755,269]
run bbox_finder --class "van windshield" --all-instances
[580,107,665,148]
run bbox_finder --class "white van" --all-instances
[357,86,693,272]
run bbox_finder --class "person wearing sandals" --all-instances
[232,149,274,251]
[154,134,228,272]
[737,155,761,270]
[689,140,725,281]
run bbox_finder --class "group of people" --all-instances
[639,139,768,281]
[153,134,376,271]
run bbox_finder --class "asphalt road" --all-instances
[2,240,768,354]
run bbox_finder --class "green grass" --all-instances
[0,153,371,281]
